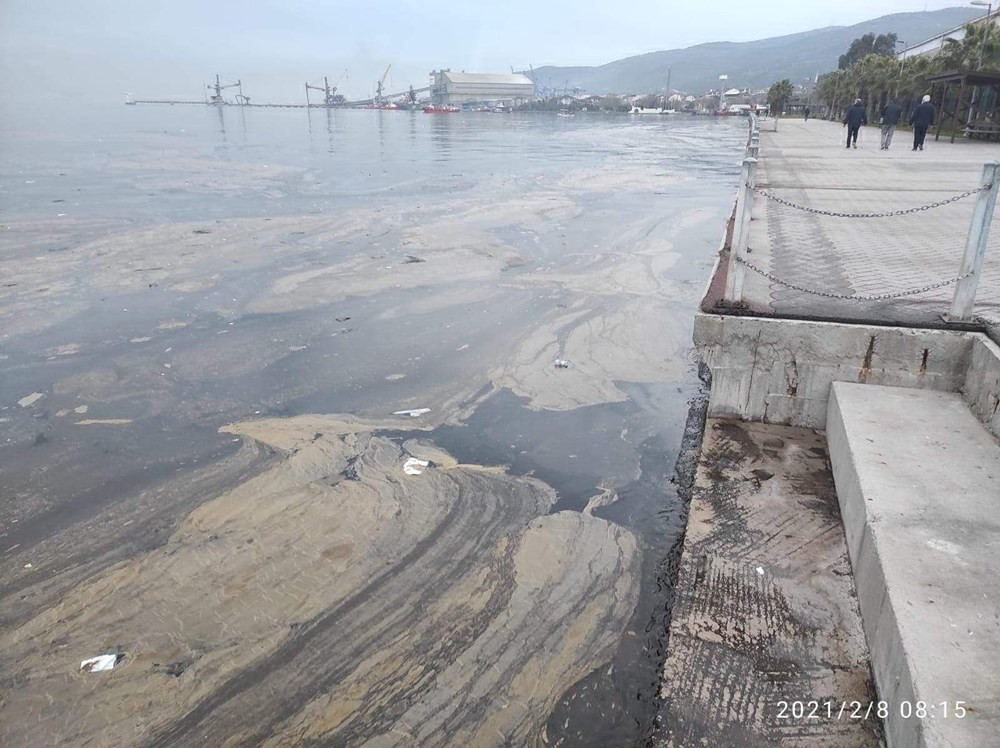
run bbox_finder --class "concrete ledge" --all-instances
[827,383,1000,747]
[694,313,973,429]
[964,334,1000,437]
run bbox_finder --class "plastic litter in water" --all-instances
[756,566,765,576]
[403,458,430,475]
[554,359,570,369]
[393,408,431,417]
[80,654,120,673]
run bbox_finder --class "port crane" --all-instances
[305,70,347,107]
[375,64,392,104]
[207,74,249,105]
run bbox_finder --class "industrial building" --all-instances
[429,70,535,106]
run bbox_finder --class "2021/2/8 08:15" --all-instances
[775,700,968,721]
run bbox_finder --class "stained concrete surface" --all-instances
[659,419,881,746]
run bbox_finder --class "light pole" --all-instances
[971,0,993,70]
[895,39,907,98]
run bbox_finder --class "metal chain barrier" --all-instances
[735,255,974,301]
[751,184,988,218]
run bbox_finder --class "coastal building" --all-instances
[429,70,535,106]
[898,8,999,60]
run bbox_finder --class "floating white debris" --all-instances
[756,566,765,576]
[80,654,118,673]
[393,408,431,417]
[554,359,570,369]
[403,458,430,475]
[17,392,44,408]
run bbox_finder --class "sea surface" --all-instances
[0,104,743,746]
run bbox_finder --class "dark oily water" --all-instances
[0,104,743,746]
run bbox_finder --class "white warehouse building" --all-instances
[898,9,1000,60]
[429,70,535,106]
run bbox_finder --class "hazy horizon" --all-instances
[0,2,978,106]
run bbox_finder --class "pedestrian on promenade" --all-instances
[844,99,867,149]
[880,99,903,150]
[804,106,811,121]
[910,94,936,151]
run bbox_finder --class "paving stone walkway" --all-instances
[741,118,1000,333]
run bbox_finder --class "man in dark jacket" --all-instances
[844,99,867,149]
[910,94,936,151]
[880,99,903,150]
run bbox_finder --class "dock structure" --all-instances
[662,116,1000,745]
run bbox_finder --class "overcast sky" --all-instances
[0,1,975,104]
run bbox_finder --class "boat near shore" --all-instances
[423,105,460,114]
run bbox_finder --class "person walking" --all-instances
[880,99,903,150]
[844,98,867,149]
[910,94,936,151]
[804,106,811,121]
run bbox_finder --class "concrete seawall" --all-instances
[694,313,1000,437]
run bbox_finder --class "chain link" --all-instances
[751,184,988,218]
[735,256,973,300]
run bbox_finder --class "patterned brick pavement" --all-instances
[741,119,1000,331]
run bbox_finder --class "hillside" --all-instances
[530,8,979,94]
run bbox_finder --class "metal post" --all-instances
[724,157,759,304]
[979,4,993,72]
[952,78,966,144]
[950,161,1000,320]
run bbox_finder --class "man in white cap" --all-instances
[910,95,936,151]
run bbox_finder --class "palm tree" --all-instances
[768,79,794,116]
[941,22,1000,71]
[845,54,899,119]
[816,71,841,117]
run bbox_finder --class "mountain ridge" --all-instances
[530,8,980,94]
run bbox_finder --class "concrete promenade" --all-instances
[666,116,1000,746]
[739,118,1000,332]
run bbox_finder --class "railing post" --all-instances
[724,157,758,304]
[949,160,1000,321]
[750,134,759,159]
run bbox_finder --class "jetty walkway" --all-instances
[724,117,1000,336]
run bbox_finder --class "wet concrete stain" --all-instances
[658,420,883,746]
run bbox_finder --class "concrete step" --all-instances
[827,383,1000,747]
